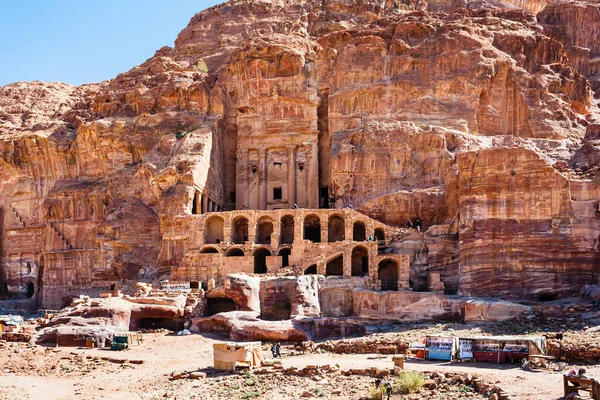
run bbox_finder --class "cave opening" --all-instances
[205,297,237,316]
[26,282,35,298]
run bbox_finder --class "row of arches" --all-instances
[199,246,292,274]
[205,214,385,245]
[303,257,400,291]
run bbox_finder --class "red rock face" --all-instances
[0,0,599,307]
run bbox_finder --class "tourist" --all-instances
[275,342,282,358]
[415,218,422,232]
[383,381,393,400]
[406,219,413,230]
[271,343,277,358]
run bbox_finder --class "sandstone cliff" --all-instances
[0,0,599,308]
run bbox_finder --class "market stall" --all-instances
[459,335,546,364]
[425,336,457,361]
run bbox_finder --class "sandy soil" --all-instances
[0,333,595,400]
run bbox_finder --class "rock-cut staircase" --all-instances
[48,221,74,250]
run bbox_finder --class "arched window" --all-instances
[353,222,366,241]
[328,215,345,242]
[374,228,385,243]
[280,215,295,244]
[351,246,369,276]
[205,216,224,244]
[257,217,274,244]
[304,215,321,242]
[199,246,219,254]
[232,217,249,244]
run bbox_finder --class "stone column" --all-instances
[343,247,352,277]
[288,146,297,208]
[317,260,326,275]
[258,149,268,210]
[320,212,328,243]
[295,213,303,244]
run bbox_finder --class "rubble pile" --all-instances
[166,364,501,399]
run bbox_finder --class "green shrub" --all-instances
[242,391,260,399]
[395,371,424,394]
[194,60,208,73]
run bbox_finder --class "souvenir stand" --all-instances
[425,336,457,361]
[461,336,546,364]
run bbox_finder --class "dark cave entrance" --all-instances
[26,282,35,298]
[205,297,237,316]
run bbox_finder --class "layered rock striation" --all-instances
[0,0,599,308]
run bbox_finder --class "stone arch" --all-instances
[232,216,249,244]
[304,264,317,275]
[328,214,345,242]
[204,216,224,244]
[326,254,343,276]
[378,259,398,291]
[199,246,220,254]
[351,246,369,277]
[225,247,245,257]
[353,221,366,241]
[279,247,291,268]
[253,248,271,274]
[374,228,385,242]
[304,215,321,242]
[280,215,295,244]
[257,216,274,245]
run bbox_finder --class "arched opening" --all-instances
[26,282,35,298]
[374,228,385,242]
[232,217,249,244]
[200,246,219,254]
[304,264,317,275]
[205,297,237,316]
[205,216,224,244]
[280,215,295,244]
[326,255,343,276]
[351,246,369,277]
[254,248,271,274]
[279,248,291,267]
[378,260,398,291]
[257,217,274,245]
[304,215,321,242]
[328,215,345,242]
[225,248,245,257]
[353,222,366,241]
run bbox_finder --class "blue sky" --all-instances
[0,0,220,86]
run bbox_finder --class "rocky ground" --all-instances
[1,316,600,400]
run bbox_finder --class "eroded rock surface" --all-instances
[1,0,599,308]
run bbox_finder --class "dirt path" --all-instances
[0,333,596,400]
